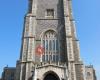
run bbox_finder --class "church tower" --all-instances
[15,0,85,80]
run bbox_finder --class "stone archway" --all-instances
[43,71,60,80]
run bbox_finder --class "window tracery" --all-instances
[41,30,59,62]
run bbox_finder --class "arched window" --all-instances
[41,30,60,62]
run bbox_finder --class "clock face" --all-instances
[36,45,44,56]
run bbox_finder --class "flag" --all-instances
[36,45,44,56]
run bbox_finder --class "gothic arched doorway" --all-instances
[43,71,60,80]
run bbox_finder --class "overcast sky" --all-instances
[0,0,100,79]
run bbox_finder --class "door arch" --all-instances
[43,71,60,80]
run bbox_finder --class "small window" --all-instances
[46,9,54,19]
[87,72,91,76]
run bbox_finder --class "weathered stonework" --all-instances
[14,0,96,80]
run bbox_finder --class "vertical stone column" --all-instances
[24,0,37,79]
[24,15,36,80]
[63,0,73,80]
[16,0,37,80]
[63,0,79,80]
[65,0,84,80]
[63,0,75,61]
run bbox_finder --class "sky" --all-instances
[0,0,100,80]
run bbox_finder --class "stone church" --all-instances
[0,0,97,80]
